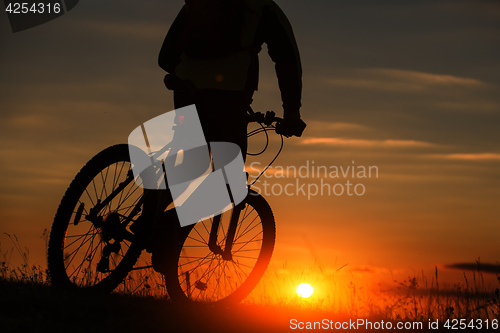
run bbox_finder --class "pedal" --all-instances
[106,242,121,254]
[195,280,207,291]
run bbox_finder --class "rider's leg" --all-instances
[195,89,251,159]
[149,188,180,273]
[173,89,252,160]
[141,188,176,253]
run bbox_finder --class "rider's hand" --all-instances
[276,117,307,137]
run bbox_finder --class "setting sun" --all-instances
[296,283,314,298]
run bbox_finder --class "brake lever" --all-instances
[263,111,276,126]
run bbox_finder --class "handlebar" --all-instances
[247,108,282,126]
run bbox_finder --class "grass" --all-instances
[247,262,500,321]
[1,234,499,332]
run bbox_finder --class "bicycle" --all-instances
[47,104,286,306]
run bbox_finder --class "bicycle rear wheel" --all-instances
[48,144,145,292]
[164,189,275,305]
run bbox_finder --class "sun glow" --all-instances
[296,283,314,298]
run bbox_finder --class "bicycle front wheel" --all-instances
[48,144,145,292]
[164,189,275,305]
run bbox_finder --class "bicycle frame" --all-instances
[87,107,282,263]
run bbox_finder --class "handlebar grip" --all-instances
[275,119,306,137]
[295,119,307,136]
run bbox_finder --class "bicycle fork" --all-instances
[207,204,242,261]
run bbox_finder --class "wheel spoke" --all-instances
[48,145,144,291]
[64,228,97,270]
[171,192,274,304]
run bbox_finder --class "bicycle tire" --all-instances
[48,144,144,292]
[164,189,275,305]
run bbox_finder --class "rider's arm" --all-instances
[158,6,187,74]
[261,3,303,120]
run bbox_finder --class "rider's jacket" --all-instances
[158,0,302,115]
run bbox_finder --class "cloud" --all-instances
[301,137,437,148]
[6,114,51,129]
[372,68,483,86]
[327,68,485,93]
[305,120,372,132]
[445,262,500,274]
[349,265,393,276]
[436,101,500,114]
[83,20,167,41]
[426,153,500,161]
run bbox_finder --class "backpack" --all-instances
[178,0,246,59]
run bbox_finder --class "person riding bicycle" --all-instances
[158,0,306,156]
[147,0,306,271]
[48,0,307,294]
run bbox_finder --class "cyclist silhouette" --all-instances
[145,0,306,271]
[158,0,306,156]
[46,1,307,293]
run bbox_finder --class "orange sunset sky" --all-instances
[1,0,499,291]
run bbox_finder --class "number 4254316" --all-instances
[443,318,498,330]
[5,2,62,14]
